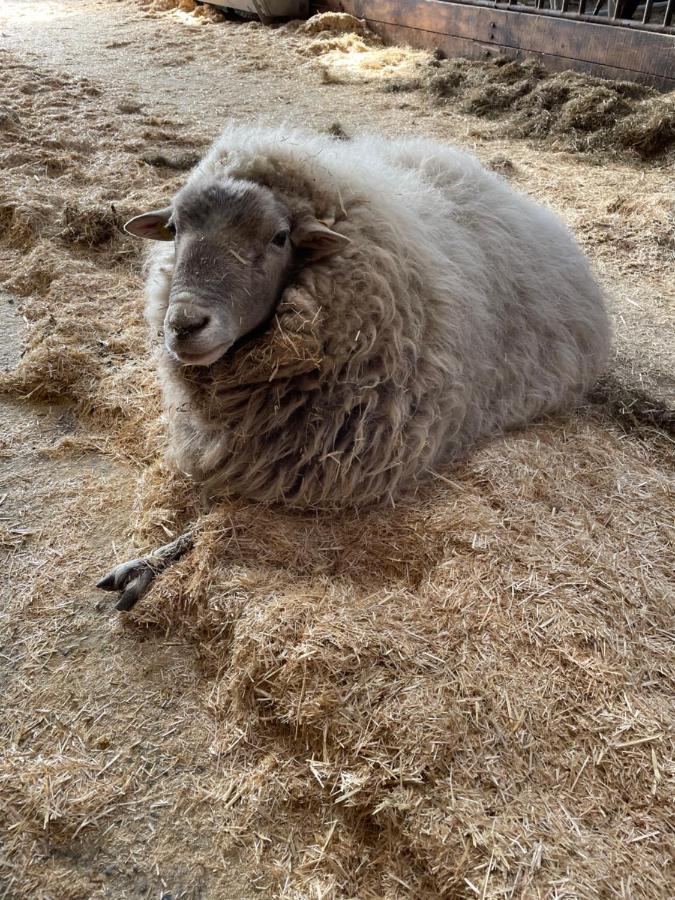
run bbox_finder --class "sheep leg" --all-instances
[96,530,194,611]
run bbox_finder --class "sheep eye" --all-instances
[271,229,289,247]
[166,222,176,237]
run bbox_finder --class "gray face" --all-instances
[164,179,291,366]
[125,176,350,367]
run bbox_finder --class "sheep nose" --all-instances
[166,304,210,339]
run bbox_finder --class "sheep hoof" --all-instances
[96,558,160,611]
[115,566,158,611]
[96,531,194,612]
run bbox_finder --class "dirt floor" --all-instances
[0,2,673,899]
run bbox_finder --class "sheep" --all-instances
[97,125,610,609]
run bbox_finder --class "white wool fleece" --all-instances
[145,125,610,508]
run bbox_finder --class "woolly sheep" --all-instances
[97,125,610,609]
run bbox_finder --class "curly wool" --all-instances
[145,126,610,508]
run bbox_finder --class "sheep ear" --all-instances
[124,208,174,241]
[291,217,350,260]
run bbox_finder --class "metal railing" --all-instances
[491,0,674,32]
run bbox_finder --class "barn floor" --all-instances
[0,2,673,898]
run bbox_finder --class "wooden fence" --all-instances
[315,0,675,88]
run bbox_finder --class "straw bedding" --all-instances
[131,417,674,897]
[139,0,227,20]
[1,24,674,900]
[309,15,675,159]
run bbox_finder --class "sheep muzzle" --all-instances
[164,296,235,367]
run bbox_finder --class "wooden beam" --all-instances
[315,0,675,89]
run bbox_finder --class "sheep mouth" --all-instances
[168,316,277,368]
[172,342,231,368]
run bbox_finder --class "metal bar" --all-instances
[665,0,674,24]
[430,0,675,32]
[578,0,587,13]
[561,0,569,10]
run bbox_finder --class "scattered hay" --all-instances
[137,0,225,21]
[318,45,429,86]
[297,17,674,159]
[116,99,144,114]
[574,190,675,272]
[558,86,630,132]
[0,198,54,249]
[381,77,422,94]
[300,33,372,59]
[428,59,675,158]
[487,153,517,174]
[0,57,175,460]
[319,65,346,86]
[130,416,675,897]
[2,34,674,900]
[141,149,201,169]
[462,78,536,116]
[192,1,227,22]
[142,0,185,9]
[299,12,370,37]
[59,203,126,248]
[296,13,378,62]
[0,108,21,131]
[427,67,465,98]
[0,749,127,838]
[298,13,430,84]
[614,100,675,157]
[589,373,675,436]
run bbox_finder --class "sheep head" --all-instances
[124,177,349,367]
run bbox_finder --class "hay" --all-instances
[462,79,536,116]
[138,0,226,21]
[589,373,675,437]
[487,153,517,174]
[380,77,421,94]
[303,17,674,159]
[130,417,674,897]
[317,45,429,86]
[1,25,674,899]
[297,13,431,84]
[614,101,675,157]
[300,13,371,37]
[0,56,186,463]
[300,33,372,59]
[296,14,379,61]
[140,149,201,170]
[430,61,675,158]
[59,203,126,248]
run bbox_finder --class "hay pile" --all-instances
[1,42,674,900]
[307,16,675,158]
[297,12,430,83]
[434,59,675,158]
[138,0,227,22]
[300,12,371,37]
